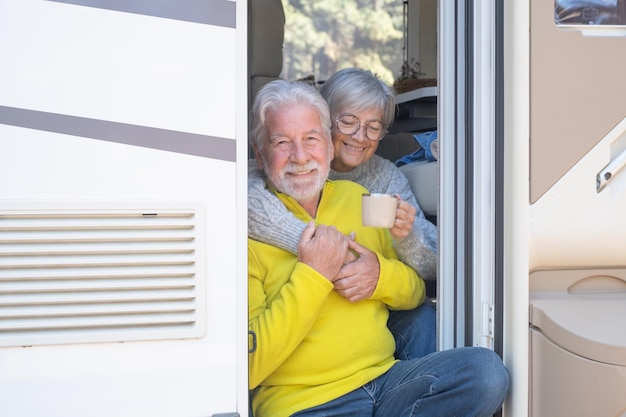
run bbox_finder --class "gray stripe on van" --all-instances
[0,106,236,162]
[47,0,236,28]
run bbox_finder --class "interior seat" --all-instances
[248,0,285,107]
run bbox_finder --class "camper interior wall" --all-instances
[0,1,247,416]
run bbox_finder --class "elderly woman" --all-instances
[248,68,438,360]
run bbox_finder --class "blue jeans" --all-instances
[387,302,437,360]
[291,346,509,417]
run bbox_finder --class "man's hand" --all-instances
[343,231,358,265]
[298,221,349,281]
[333,238,380,302]
[390,194,416,239]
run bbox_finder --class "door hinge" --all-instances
[482,303,494,338]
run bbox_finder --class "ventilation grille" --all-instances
[0,205,206,347]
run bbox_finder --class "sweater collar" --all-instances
[270,180,336,223]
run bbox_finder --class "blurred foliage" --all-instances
[280,0,405,85]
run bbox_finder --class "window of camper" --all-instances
[280,0,406,86]
[555,0,626,26]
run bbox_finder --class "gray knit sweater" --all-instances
[248,155,438,280]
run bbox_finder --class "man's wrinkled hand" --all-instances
[333,238,380,302]
[298,222,349,281]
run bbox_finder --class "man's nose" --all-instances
[290,141,309,163]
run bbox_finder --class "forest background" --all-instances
[279,0,406,86]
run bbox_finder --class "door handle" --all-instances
[596,147,626,193]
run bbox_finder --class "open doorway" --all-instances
[277,0,507,357]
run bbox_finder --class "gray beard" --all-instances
[263,163,328,202]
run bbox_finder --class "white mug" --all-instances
[362,193,397,228]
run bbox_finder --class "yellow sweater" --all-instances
[248,180,425,417]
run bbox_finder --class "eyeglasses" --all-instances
[335,114,388,141]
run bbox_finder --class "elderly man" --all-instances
[248,79,508,417]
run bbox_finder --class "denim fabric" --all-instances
[395,131,439,167]
[292,346,509,417]
[387,302,437,360]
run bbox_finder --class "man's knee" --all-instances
[464,347,509,407]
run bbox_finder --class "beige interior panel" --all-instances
[529,268,626,417]
[530,0,626,202]
[530,329,626,417]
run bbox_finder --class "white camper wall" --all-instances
[0,1,247,416]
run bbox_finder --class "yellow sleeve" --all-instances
[362,226,426,310]
[371,252,426,310]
